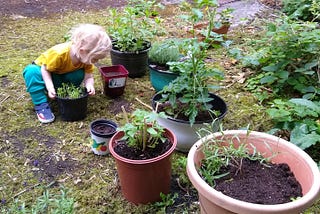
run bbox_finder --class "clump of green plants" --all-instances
[148,39,182,70]
[2,187,75,214]
[119,109,167,151]
[154,192,178,212]
[239,17,320,101]
[282,0,320,21]
[267,98,320,150]
[56,83,86,99]
[108,0,163,52]
[198,131,270,187]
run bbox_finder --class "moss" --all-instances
[0,5,318,214]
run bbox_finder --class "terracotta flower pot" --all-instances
[109,128,177,204]
[186,130,320,214]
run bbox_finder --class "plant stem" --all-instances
[121,106,129,123]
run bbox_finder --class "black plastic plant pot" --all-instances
[110,42,151,78]
[56,92,88,121]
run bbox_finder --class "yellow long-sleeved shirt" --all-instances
[34,42,94,74]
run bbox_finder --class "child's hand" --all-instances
[85,84,95,95]
[47,87,56,99]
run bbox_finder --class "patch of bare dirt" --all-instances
[0,0,127,18]
[259,0,282,10]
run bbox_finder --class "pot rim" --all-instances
[187,130,320,213]
[151,92,228,124]
[109,128,177,165]
[90,119,118,137]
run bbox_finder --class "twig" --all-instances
[121,105,129,123]
[135,97,153,110]
[176,177,188,193]
[13,183,41,198]
[0,95,10,105]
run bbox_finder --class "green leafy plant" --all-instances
[241,17,320,101]
[154,192,178,211]
[108,0,163,52]
[267,98,320,150]
[180,0,234,43]
[56,83,85,99]
[282,0,320,21]
[148,38,182,70]
[197,130,271,187]
[3,187,75,214]
[119,109,168,151]
[159,38,224,125]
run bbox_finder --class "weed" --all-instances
[198,130,272,187]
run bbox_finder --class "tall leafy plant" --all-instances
[119,109,167,151]
[108,0,162,52]
[160,38,224,125]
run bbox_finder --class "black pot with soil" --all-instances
[56,89,88,121]
[110,41,151,78]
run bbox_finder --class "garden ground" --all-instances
[0,0,319,213]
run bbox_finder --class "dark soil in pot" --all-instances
[113,139,172,160]
[212,158,303,204]
[92,123,116,135]
[153,93,227,122]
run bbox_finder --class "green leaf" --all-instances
[289,98,320,113]
[262,64,278,72]
[260,75,277,84]
[291,124,320,149]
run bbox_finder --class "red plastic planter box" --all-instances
[99,65,129,98]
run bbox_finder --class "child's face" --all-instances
[90,54,106,64]
[79,50,106,65]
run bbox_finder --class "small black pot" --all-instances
[56,91,88,121]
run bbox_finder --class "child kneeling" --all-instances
[23,24,111,123]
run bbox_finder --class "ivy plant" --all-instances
[282,0,320,21]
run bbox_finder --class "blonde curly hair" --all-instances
[70,24,111,64]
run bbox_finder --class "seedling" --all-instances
[56,83,85,99]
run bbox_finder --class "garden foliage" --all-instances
[234,15,320,151]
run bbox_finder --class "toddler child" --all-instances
[23,24,111,123]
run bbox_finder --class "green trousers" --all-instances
[23,64,84,105]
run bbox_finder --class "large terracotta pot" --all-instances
[109,128,177,204]
[187,130,320,214]
[151,92,227,152]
